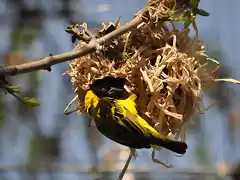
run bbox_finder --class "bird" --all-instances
[84,76,188,161]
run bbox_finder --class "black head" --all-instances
[90,76,126,99]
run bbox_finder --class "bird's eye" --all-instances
[101,88,107,92]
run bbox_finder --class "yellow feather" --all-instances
[117,94,137,114]
[84,90,99,112]
[115,94,170,143]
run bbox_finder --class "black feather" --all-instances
[90,76,126,98]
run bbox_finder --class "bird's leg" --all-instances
[151,149,173,168]
[129,148,137,160]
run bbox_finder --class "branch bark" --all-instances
[0,16,143,76]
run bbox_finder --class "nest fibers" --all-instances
[65,0,234,142]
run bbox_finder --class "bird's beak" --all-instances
[108,87,124,95]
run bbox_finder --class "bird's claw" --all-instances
[151,149,173,168]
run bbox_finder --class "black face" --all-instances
[90,76,126,99]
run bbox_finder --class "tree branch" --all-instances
[0,16,143,76]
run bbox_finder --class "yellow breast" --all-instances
[84,90,99,112]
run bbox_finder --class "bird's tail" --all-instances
[150,138,188,154]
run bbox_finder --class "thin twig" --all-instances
[64,95,78,114]
[0,17,143,76]
[118,152,133,180]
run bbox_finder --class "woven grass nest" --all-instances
[65,0,238,143]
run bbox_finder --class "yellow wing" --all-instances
[116,94,138,114]
[113,94,160,138]
[114,94,178,143]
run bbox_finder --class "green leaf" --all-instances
[22,97,40,107]
[192,0,200,7]
[184,21,192,28]
[6,85,21,94]
[65,25,74,33]
[65,24,80,34]
[195,8,210,16]
[173,11,192,22]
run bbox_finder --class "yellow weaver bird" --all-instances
[84,76,187,161]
